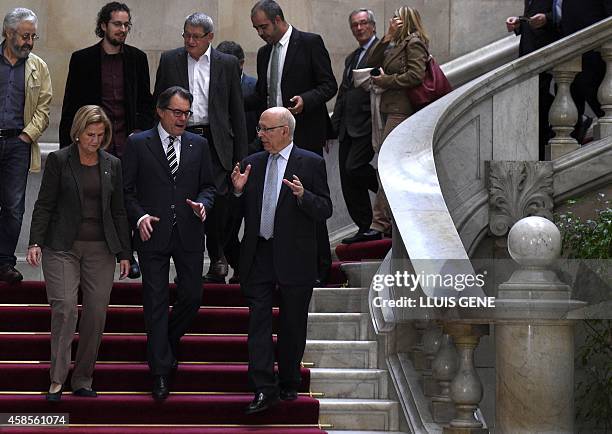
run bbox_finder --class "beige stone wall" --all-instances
[1,0,523,141]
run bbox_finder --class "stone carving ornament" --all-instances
[488,161,554,237]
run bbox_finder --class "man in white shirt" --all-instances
[154,12,247,283]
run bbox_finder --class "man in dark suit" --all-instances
[231,107,332,414]
[122,86,215,400]
[331,9,380,244]
[59,2,153,278]
[506,0,558,158]
[558,0,611,142]
[249,0,337,283]
[154,13,247,283]
[216,40,260,284]
[59,2,153,155]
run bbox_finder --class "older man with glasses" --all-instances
[154,12,247,285]
[0,7,52,283]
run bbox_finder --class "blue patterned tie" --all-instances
[260,154,280,239]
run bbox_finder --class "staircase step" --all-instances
[307,313,370,340]
[0,334,376,368]
[319,399,399,431]
[305,340,377,369]
[310,368,388,399]
[310,288,367,313]
[0,363,310,393]
[0,395,320,425]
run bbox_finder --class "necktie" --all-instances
[348,47,363,83]
[268,43,281,108]
[260,154,280,239]
[553,0,563,27]
[166,136,178,180]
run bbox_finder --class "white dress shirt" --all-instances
[266,25,293,107]
[187,44,211,125]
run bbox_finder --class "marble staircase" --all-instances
[307,285,404,432]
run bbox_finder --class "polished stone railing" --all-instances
[371,16,612,434]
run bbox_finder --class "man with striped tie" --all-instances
[122,86,216,400]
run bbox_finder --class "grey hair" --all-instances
[3,7,37,38]
[348,8,375,27]
[184,12,214,33]
[283,109,296,140]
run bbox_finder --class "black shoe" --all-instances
[245,392,279,415]
[341,229,382,244]
[573,115,593,144]
[72,388,97,397]
[228,271,240,284]
[0,264,23,284]
[203,258,228,283]
[46,385,63,402]
[279,389,298,401]
[128,257,141,279]
[152,375,169,400]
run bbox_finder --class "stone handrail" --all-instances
[375,16,612,304]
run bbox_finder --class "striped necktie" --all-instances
[166,136,178,180]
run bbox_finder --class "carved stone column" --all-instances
[443,322,490,434]
[595,42,612,139]
[494,216,586,434]
[548,57,582,159]
[410,319,430,370]
[431,331,458,423]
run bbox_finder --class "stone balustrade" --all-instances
[548,35,612,159]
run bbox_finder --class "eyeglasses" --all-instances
[182,32,210,41]
[162,107,193,118]
[14,32,39,41]
[109,21,132,30]
[256,124,287,133]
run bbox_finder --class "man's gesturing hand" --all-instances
[231,162,251,194]
[282,175,304,199]
[187,199,206,222]
[139,215,160,241]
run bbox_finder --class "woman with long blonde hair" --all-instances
[365,6,429,237]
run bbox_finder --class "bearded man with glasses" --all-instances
[59,2,153,278]
[154,12,247,285]
[0,7,52,283]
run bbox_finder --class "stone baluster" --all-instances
[494,216,586,434]
[410,319,429,370]
[595,42,612,139]
[548,57,582,159]
[431,330,458,424]
[422,322,443,396]
[443,322,490,434]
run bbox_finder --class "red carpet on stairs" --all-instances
[335,238,392,261]
[0,279,328,433]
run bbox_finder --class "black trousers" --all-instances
[242,238,313,394]
[338,134,377,231]
[191,127,231,263]
[571,51,606,124]
[138,229,204,375]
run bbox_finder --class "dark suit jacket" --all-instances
[330,37,378,141]
[59,41,154,148]
[153,47,247,172]
[242,73,259,148]
[122,127,216,252]
[515,0,558,55]
[236,146,332,286]
[249,28,338,152]
[560,0,612,36]
[29,145,131,259]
